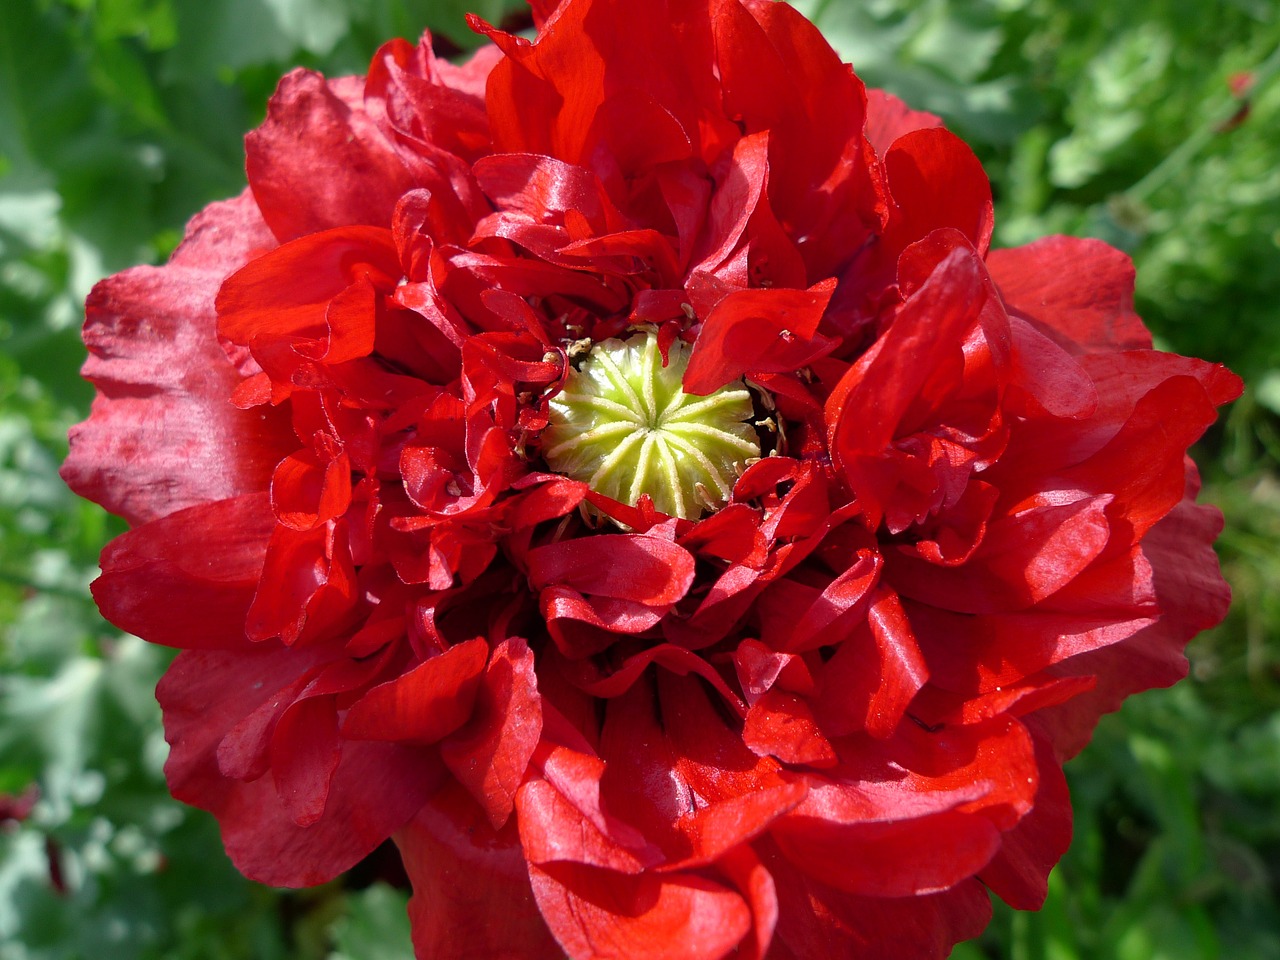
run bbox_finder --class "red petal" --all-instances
[344,638,489,745]
[396,782,562,960]
[271,449,352,530]
[1035,351,1235,467]
[688,130,770,280]
[813,586,928,738]
[771,717,1036,897]
[473,153,619,231]
[528,861,752,960]
[597,675,804,867]
[1033,475,1232,758]
[733,639,798,705]
[755,545,882,653]
[683,281,837,395]
[742,690,837,768]
[246,69,418,242]
[92,494,272,649]
[762,835,992,960]
[541,586,665,658]
[440,637,543,829]
[61,194,292,526]
[245,522,358,645]
[715,845,778,960]
[781,811,1000,900]
[978,730,1072,909]
[159,644,443,886]
[517,742,663,873]
[365,37,492,163]
[864,88,942,156]
[1052,376,1221,540]
[826,245,986,519]
[216,225,398,367]
[527,534,695,606]
[269,694,340,827]
[884,127,993,256]
[988,236,1152,354]
[481,0,724,167]
[1006,315,1098,419]
[713,0,879,269]
[565,642,746,711]
[887,496,1113,614]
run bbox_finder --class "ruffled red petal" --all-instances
[397,783,562,960]
[528,861,752,960]
[158,643,443,886]
[61,195,292,526]
[92,495,272,649]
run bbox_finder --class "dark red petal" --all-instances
[269,694,341,827]
[396,782,562,960]
[770,717,1036,897]
[245,522,358,645]
[159,644,443,886]
[763,835,993,960]
[528,861,752,960]
[344,638,489,745]
[61,194,292,526]
[598,675,804,867]
[440,637,543,829]
[92,494,272,649]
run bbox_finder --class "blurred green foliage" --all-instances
[1,0,1278,957]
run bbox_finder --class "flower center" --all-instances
[541,330,761,520]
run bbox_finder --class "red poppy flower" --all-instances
[63,1,1240,957]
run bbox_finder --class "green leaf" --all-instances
[328,884,414,960]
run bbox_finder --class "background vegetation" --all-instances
[1,0,1277,957]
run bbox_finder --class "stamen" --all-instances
[541,330,762,519]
